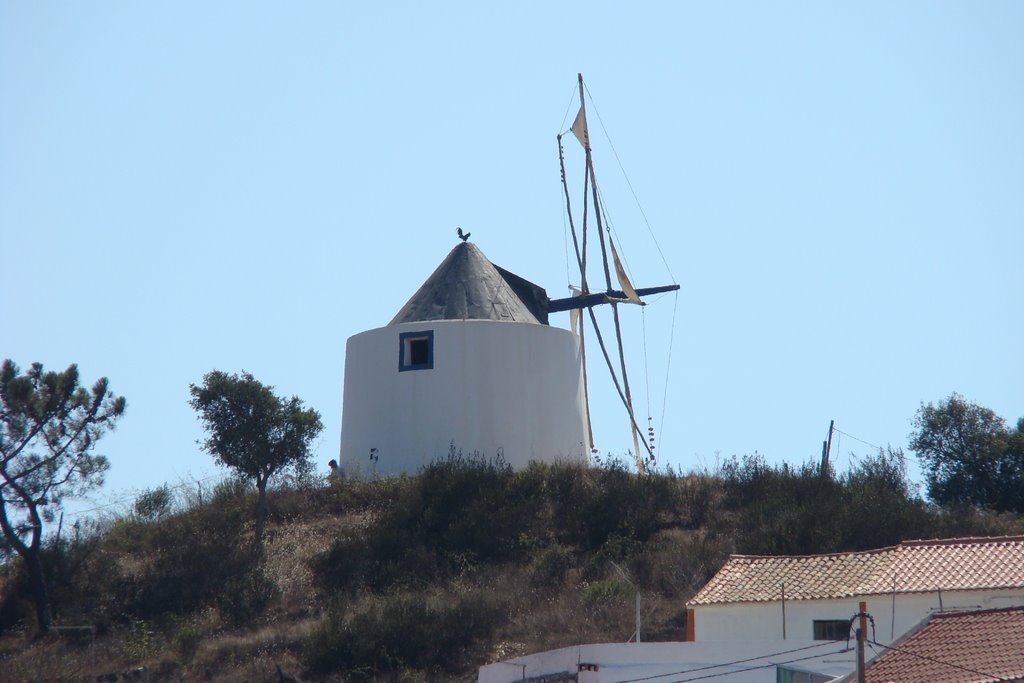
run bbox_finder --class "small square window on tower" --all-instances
[399,330,434,372]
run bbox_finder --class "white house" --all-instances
[685,535,1024,645]
[339,241,589,477]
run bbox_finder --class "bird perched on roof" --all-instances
[457,226,471,242]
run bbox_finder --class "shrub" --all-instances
[528,544,574,588]
[546,461,680,551]
[313,453,535,593]
[836,448,931,549]
[626,528,730,597]
[721,455,848,554]
[216,566,278,625]
[133,486,174,522]
[113,502,256,620]
[305,589,505,678]
[0,561,32,633]
[582,579,631,607]
[171,619,205,656]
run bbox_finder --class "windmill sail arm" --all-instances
[547,284,679,313]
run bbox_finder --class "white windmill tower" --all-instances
[338,237,590,477]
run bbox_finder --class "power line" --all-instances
[58,472,226,522]
[650,647,849,683]
[613,641,845,683]
[832,428,879,451]
[868,639,1015,682]
[831,428,915,467]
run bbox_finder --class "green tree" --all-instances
[0,360,125,633]
[188,370,322,551]
[910,393,1024,512]
[133,484,173,521]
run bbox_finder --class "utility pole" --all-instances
[856,601,867,683]
[636,590,642,643]
[611,561,641,643]
[821,419,835,476]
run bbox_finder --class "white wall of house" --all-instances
[478,641,861,683]
[693,589,1024,644]
[340,319,589,477]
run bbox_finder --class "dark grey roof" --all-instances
[389,242,549,325]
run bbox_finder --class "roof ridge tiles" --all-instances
[724,535,1024,561]
[725,545,900,561]
[929,604,1024,621]
[899,534,1024,547]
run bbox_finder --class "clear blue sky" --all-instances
[3,2,1022,520]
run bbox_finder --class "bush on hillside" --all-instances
[305,588,505,678]
[106,485,262,622]
[836,448,931,549]
[719,455,842,555]
[719,449,945,555]
[322,456,715,592]
[546,459,682,550]
[313,453,536,592]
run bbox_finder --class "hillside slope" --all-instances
[1,453,1021,682]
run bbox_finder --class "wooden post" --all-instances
[821,419,834,475]
[891,573,897,641]
[827,419,835,461]
[781,582,787,639]
[635,590,641,643]
[857,600,867,683]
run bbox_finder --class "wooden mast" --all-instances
[575,73,650,473]
[558,73,678,472]
[557,135,595,453]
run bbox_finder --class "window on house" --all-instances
[399,330,434,372]
[777,667,834,683]
[812,619,851,641]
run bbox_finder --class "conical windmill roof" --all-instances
[389,242,548,325]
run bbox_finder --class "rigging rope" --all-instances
[558,83,579,137]
[559,76,680,468]
[658,290,679,455]
[558,135,594,453]
[641,306,654,459]
[582,85,681,464]
[583,130,645,472]
[584,82,677,284]
[584,301,654,462]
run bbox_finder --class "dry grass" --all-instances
[262,516,345,614]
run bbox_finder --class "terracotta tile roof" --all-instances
[858,607,1024,683]
[688,536,1024,606]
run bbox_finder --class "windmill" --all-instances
[337,75,678,478]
